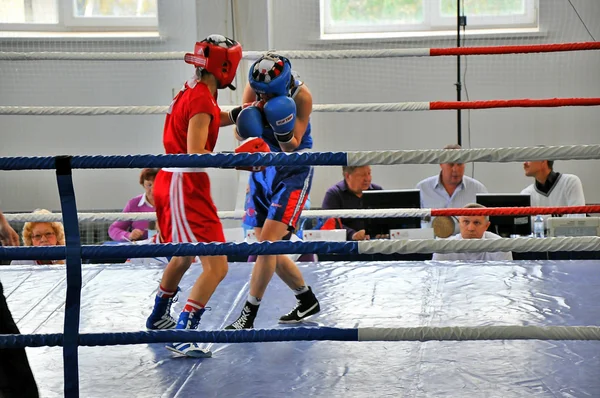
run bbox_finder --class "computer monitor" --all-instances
[476,194,531,237]
[362,189,421,237]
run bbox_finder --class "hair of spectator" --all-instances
[462,203,489,222]
[139,168,160,185]
[443,144,462,150]
[342,166,361,176]
[22,209,65,246]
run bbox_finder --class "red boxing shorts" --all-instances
[153,168,225,244]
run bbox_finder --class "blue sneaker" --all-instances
[165,309,212,358]
[146,289,179,330]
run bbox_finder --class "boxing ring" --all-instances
[1,259,599,397]
[2,148,600,398]
[2,41,600,397]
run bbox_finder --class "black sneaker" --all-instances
[279,287,320,324]
[225,302,258,330]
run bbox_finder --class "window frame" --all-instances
[321,0,538,37]
[0,0,158,32]
[430,0,537,29]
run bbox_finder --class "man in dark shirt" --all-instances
[321,166,383,240]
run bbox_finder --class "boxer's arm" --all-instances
[187,113,212,154]
[278,86,312,152]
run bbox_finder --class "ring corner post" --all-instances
[55,155,82,398]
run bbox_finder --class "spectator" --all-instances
[521,159,585,217]
[322,165,383,240]
[10,209,65,266]
[109,168,159,242]
[432,203,513,261]
[416,144,488,237]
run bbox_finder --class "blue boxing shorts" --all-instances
[245,165,313,230]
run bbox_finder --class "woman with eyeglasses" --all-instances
[10,209,65,266]
[108,168,159,242]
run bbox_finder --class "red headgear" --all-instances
[184,34,242,90]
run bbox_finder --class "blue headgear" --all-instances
[248,53,292,97]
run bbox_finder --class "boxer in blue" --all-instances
[226,53,320,329]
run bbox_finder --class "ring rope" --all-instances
[1,41,599,61]
[1,325,599,349]
[1,145,600,170]
[2,97,599,116]
[5,40,597,396]
[2,237,600,262]
[4,205,599,223]
[357,236,600,255]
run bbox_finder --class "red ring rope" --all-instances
[431,205,600,217]
[429,98,600,110]
[429,41,600,56]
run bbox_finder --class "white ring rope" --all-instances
[0,49,431,61]
[5,98,597,116]
[3,209,427,223]
[0,106,168,116]
[4,201,595,223]
[357,326,600,341]
[358,236,600,254]
[0,103,429,116]
[0,51,188,61]
[5,210,600,253]
[345,145,600,164]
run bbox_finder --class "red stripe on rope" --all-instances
[432,205,600,217]
[429,41,600,56]
[429,98,600,110]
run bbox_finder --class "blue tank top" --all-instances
[261,74,313,153]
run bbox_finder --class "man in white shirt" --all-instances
[432,203,513,261]
[521,160,586,218]
[416,144,488,236]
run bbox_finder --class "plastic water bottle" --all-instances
[147,221,157,241]
[533,215,545,238]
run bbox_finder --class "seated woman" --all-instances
[109,168,159,242]
[11,209,65,265]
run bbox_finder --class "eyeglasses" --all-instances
[32,232,56,241]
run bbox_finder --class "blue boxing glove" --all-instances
[236,106,264,140]
[263,96,296,143]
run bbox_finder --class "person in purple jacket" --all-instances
[321,165,383,240]
[109,168,159,242]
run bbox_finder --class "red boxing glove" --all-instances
[244,100,265,110]
[234,137,270,172]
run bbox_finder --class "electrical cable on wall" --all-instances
[459,0,475,179]
[567,0,596,41]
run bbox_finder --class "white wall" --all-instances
[262,0,600,205]
[1,0,599,214]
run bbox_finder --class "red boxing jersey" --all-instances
[163,78,221,154]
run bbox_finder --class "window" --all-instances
[0,0,158,31]
[321,0,538,37]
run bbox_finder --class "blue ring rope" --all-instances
[0,152,339,398]
[0,328,359,349]
[0,152,348,170]
[0,241,358,261]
